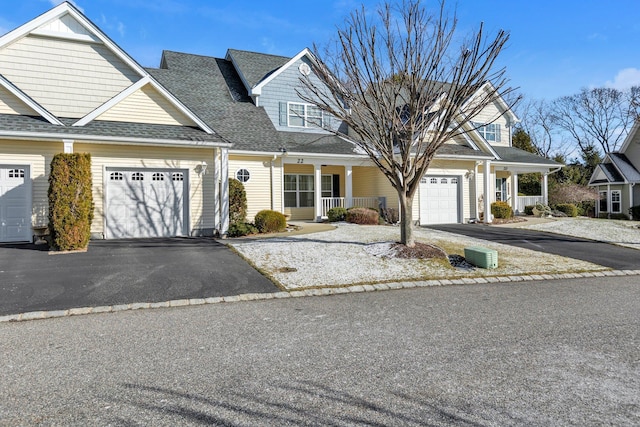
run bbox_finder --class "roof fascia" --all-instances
[0,130,231,148]
[0,74,63,125]
[588,164,613,186]
[607,154,630,183]
[250,48,313,97]
[225,50,255,98]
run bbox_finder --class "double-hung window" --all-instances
[284,174,333,208]
[286,103,323,128]
[599,191,608,212]
[473,122,501,142]
[611,190,621,213]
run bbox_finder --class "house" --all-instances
[589,120,640,219]
[0,2,231,243]
[151,48,561,225]
[0,2,560,244]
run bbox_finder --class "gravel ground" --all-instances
[521,217,640,250]
[228,223,606,290]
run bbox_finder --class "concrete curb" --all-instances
[2,269,640,323]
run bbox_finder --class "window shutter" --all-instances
[279,102,287,126]
[495,124,501,142]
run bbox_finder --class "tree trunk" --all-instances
[399,190,415,247]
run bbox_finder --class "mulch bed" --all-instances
[391,242,447,259]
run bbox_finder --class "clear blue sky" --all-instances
[2,0,640,101]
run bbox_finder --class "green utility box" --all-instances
[464,246,498,269]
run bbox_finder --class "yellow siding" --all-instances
[352,166,399,211]
[97,84,196,126]
[471,100,510,146]
[74,143,216,236]
[0,86,37,115]
[0,140,63,227]
[0,35,139,118]
[229,155,282,221]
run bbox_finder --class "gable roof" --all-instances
[0,74,62,125]
[226,48,291,92]
[0,1,215,135]
[590,162,625,185]
[491,146,562,167]
[608,153,640,182]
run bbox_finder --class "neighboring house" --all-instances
[589,121,640,219]
[0,2,560,243]
[151,48,561,225]
[0,2,231,243]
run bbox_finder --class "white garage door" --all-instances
[0,166,31,243]
[419,175,460,225]
[105,168,188,239]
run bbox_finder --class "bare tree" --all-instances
[299,0,515,247]
[550,87,639,156]
[517,98,569,159]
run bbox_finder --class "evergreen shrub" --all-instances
[48,153,93,251]
[490,201,513,219]
[254,210,287,233]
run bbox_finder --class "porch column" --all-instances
[345,165,353,208]
[630,184,635,219]
[511,173,519,213]
[542,173,549,205]
[314,164,322,221]
[483,160,491,223]
[213,149,221,233]
[220,147,229,236]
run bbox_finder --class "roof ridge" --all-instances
[226,48,291,60]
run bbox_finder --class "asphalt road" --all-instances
[428,224,640,270]
[1,276,638,425]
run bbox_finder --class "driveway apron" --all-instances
[427,224,640,270]
[0,238,278,316]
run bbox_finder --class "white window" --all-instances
[110,172,123,181]
[441,178,448,184]
[172,172,184,181]
[8,169,25,178]
[236,169,250,183]
[284,174,333,207]
[611,190,621,213]
[496,178,507,201]
[131,172,144,181]
[474,122,501,142]
[430,178,438,184]
[152,172,164,181]
[288,102,323,128]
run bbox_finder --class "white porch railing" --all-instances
[321,197,385,217]
[517,195,544,213]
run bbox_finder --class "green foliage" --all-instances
[524,205,534,215]
[346,207,379,225]
[555,203,578,217]
[534,203,552,217]
[327,207,348,222]
[48,153,93,251]
[517,172,541,196]
[229,178,247,225]
[599,212,629,220]
[254,210,287,233]
[631,205,640,219]
[490,201,513,219]
[227,222,258,237]
[512,127,537,154]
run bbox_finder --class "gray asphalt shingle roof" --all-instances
[226,49,291,89]
[0,114,224,144]
[491,145,562,166]
[609,153,640,182]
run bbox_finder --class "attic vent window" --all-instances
[236,169,250,183]
[299,63,311,76]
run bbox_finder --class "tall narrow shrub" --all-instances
[48,153,93,250]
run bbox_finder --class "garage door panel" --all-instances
[0,166,31,242]
[105,168,187,239]
[419,175,460,225]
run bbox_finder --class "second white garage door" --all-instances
[0,166,31,242]
[105,168,188,239]
[419,175,460,225]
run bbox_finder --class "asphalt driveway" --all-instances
[427,223,640,270]
[0,238,278,316]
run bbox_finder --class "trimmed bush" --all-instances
[346,207,379,225]
[254,210,287,233]
[228,222,258,237]
[631,205,640,219]
[524,205,534,216]
[491,201,513,219]
[381,207,399,224]
[327,207,348,222]
[229,178,247,225]
[555,203,578,217]
[48,153,93,251]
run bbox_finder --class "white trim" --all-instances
[30,28,98,43]
[251,48,313,97]
[0,75,63,125]
[0,131,230,148]
[611,189,622,213]
[461,81,519,124]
